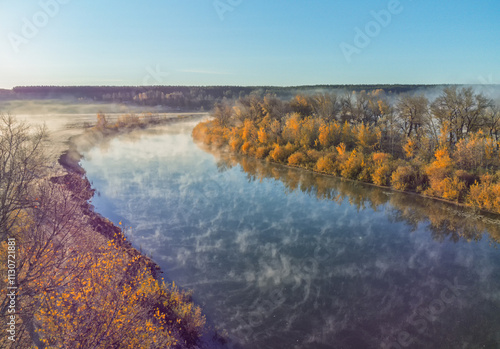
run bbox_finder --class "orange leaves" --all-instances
[315,156,336,174]
[336,142,346,157]
[290,95,313,117]
[355,123,379,152]
[95,112,108,129]
[403,137,417,159]
[193,92,500,213]
[424,147,455,198]
[258,126,269,144]
[241,141,253,155]
[29,238,201,348]
[318,123,332,148]
[454,131,499,170]
[255,146,271,159]
[340,149,365,180]
[270,143,295,163]
[317,121,341,149]
[282,113,302,144]
[391,165,416,191]
[467,174,500,213]
[372,152,390,165]
[371,152,393,186]
[288,152,307,167]
[242,119,258,142]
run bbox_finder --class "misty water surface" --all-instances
[80,118,500,349]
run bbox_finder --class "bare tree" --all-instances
[0,114,47,241]
[311,93,340,121]
[396,94,429,139]
[431,87,492,145]
[485,106,500,141]
[212,101,233,127]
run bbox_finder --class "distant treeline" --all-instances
[193,87,500,213]
[1,84,451,110]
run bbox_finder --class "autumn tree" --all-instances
[290,95,313,118]
[96,112,108,129]
[453,130,497,170]
[2,176,207,348]
[317,121,341,149]
[193,89,500,210]
[34,239,205,348]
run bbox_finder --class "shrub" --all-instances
[315,156,336,174]
[439,176,467,202]
[424,147,454,197]
[241,141,253,154]
[269,143,294,163]
[373,164,393,186]
[340,149,364,179]
[229,136,243,152]
[391,163,426,191]
[288,152,307,166]
[467,174,500,213]
[255,146,271,159]
[371,152,393,186]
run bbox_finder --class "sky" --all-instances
[0,0,499,88]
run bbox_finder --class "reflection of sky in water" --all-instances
[81,121,500,349]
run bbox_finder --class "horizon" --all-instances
[1,1,499,89]
[4,83,500,89]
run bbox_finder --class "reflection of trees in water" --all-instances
[204,143,500,245]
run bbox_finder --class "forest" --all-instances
[192,87,500,214]
[2,84,444,110]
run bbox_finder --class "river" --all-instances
[80,117,500,349]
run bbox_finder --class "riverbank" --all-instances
[54,113,210,276]
[193,117,500,217]
[2,111,216,348]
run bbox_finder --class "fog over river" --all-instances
[80,117,500,349]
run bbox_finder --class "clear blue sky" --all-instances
[0,0,499,88]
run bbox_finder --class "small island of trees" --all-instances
[193,87,500,214]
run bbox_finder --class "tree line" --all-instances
[193,87,500,213]
[4,84,448,109]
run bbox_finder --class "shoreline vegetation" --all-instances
[192,87,500,216]
[197,146,500,244]
[0,113,215,348]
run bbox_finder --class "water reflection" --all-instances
[206,146,500,246]
[81,120,500,349]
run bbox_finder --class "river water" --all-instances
[80,118,500,349]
